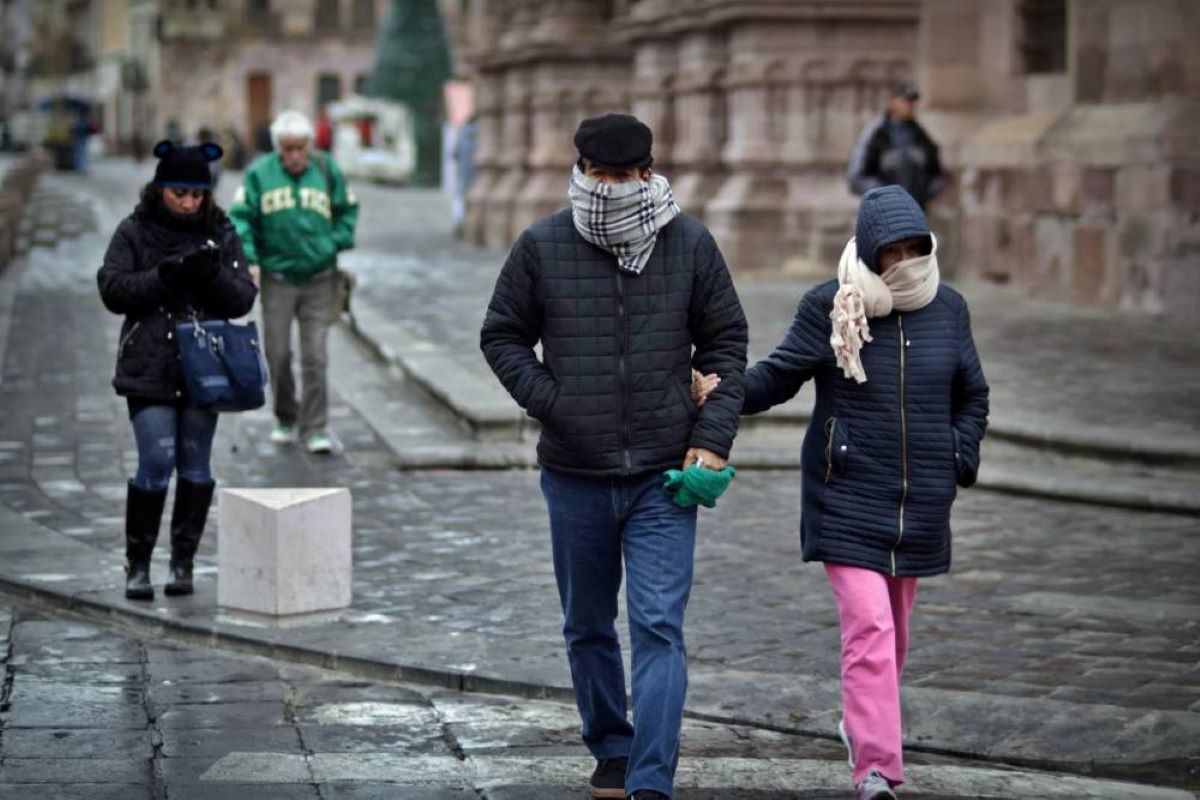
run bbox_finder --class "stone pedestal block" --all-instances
[217,488,352,617]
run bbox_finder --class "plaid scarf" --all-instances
[568,165,680,275]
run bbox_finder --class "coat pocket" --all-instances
[824,417,850,482]
[952,427,978,488]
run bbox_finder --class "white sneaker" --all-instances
[838,718,855,768]
[305,431,334,454]
[855,769,896,800]
[269,424,297,444]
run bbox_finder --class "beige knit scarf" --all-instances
[830,234,940,383]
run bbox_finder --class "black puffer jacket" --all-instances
[97,196,258,403]
[481,209,748,477]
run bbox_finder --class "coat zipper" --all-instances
[615,271,632,472]
[891,316,908,576]
[824,417,837,483]
[119,321,142,351]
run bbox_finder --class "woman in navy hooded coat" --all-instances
[696,186,988,799]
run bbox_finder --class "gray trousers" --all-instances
[260,270,337,437]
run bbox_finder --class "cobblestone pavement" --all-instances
[0,163,1195,792]
[0,599,1192,799]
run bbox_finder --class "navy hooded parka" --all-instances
[743,187,989,577]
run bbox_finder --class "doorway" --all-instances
[246,73,273,153]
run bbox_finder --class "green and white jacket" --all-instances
[229,151,359,284]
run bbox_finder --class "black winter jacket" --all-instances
[744,280,989,577]
[847,113,944,206]
[97,201,258,403]
[481,209,748,477]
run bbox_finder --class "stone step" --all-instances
[342,310,1200,513]
[346,306,1200,467]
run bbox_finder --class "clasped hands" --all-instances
[158,241,221,292]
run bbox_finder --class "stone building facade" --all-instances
[455,0,1199,318]
[151,0,389,150]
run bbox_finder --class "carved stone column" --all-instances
[628,38,678,172]
[506,0,631,237]
[484,64,533,249]
[703,18,796,272]
[705,1,918,273]
[465,71,503,244]
[669,29,727,218]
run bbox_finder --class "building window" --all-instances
[316,73,342,115]
[314,0,340,30]
[1019,0,1067,74]
[355,73,370,95]
[352,0,376,29]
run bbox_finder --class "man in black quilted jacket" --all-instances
[480,113,748,800]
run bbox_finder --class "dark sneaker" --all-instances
[588,757,628,799]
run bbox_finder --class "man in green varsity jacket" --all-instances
[229,110,359,454]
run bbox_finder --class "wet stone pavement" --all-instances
[0,599,862,799]
[0,164,1195,796]
[1,599,1193,800]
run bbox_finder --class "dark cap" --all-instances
[891,81,920,101]
[573,113,653,168]
[152,139,223,189]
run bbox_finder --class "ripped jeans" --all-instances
[127,402,219,491]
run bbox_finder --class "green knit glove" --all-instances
[662,464,736,509]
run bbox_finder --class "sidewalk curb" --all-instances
[339,316,1199,515]
[344,310,1200,466]
[1,568,1195,793]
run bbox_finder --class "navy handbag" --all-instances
[175,317,268,412]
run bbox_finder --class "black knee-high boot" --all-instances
[125,482,168,600]
[164,478,215,596]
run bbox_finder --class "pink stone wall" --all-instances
[456,0,1198,317]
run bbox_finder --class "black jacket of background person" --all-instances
[847,113,944,206]
[481,208,748,477]
[97,196,258,403]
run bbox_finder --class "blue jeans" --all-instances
[540,467,698,798]
[128,403,219,491]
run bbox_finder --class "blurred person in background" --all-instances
[451,114,477,237]
[229,110,359,455]
[847,81,946,209]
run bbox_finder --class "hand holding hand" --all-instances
[683,447,727,471]
[690,371,721,407]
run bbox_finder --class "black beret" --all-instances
[573,113,653,168]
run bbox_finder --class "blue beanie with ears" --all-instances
[152,139,223,189]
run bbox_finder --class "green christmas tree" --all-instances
[365,0,453,187]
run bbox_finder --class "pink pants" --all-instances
[824,563,919,787]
